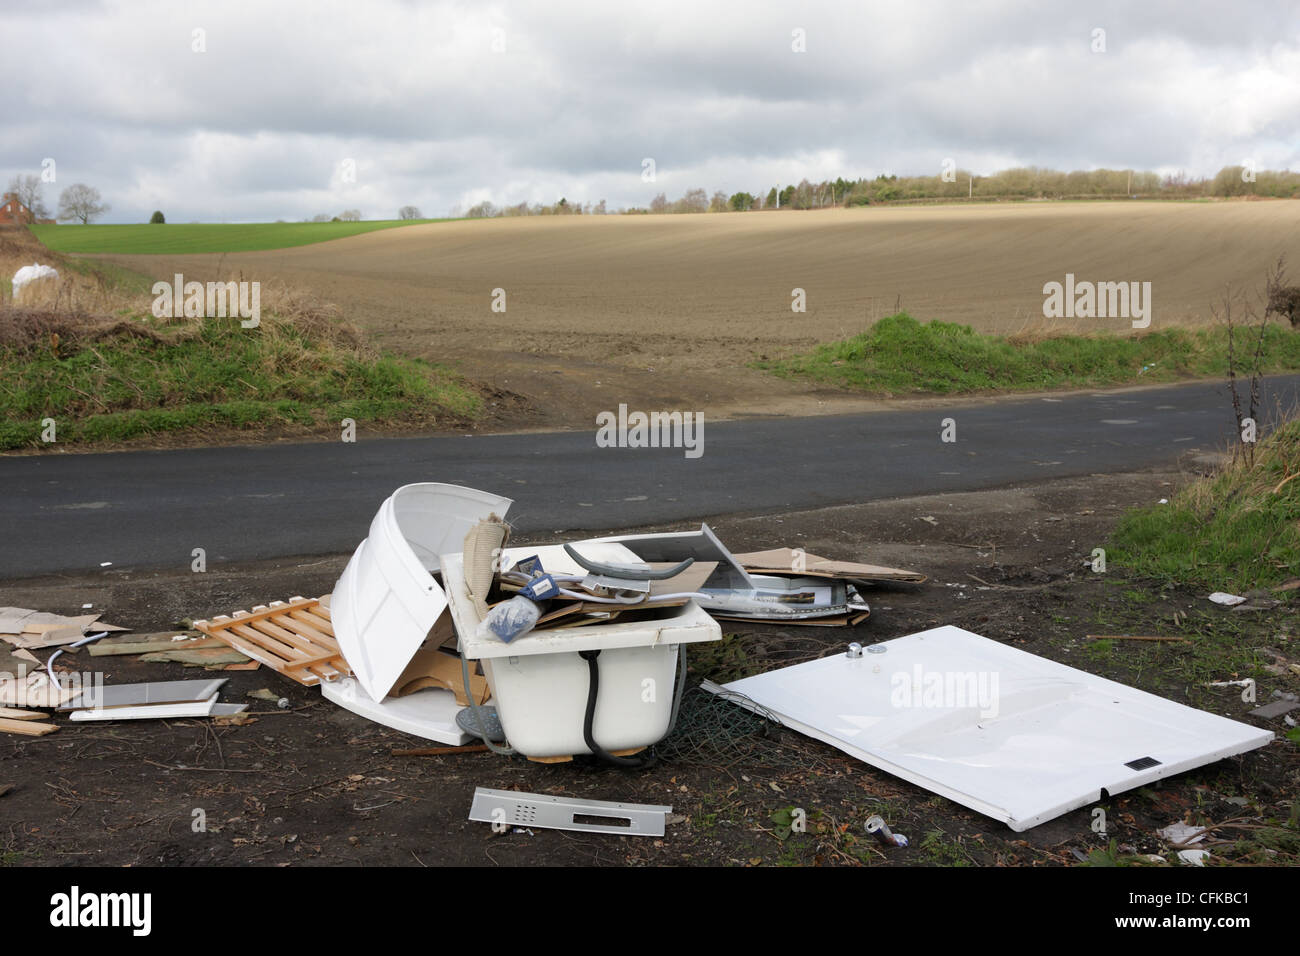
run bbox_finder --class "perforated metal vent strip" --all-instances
[469,787,672,836]
[1125,756,1162,771]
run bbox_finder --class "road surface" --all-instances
[2,376,1294,579]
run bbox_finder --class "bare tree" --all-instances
[7,174,49,222]
[679,188,708,213]
[398,205,422,220]
[57,184,110,224]
[339,209,362,221]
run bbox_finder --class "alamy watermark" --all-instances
[1043,274,1150,328]
[2,666,103,702]
[50,886,150,936]
[595,404,704,459]
[891,665,1000,719]
[152,273,260,327]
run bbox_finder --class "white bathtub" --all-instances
[442,543,721,759]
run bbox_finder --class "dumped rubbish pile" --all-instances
[0,481,1282,842]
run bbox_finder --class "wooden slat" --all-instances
[256,611,347,680]
[0,707,45,720]
[236,618,340,682]
[0,717,58,736]
[245,615,330,658]
[195,598,321,631]
[280,650,347,671]
[286,608,336,639]
[224,623,342,685]
[207,631,303,678]
[240,618,345,682]
[226,622,300,659]
[278,611,340,648]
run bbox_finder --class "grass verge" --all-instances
[0,304,480,449]
[1108,419,1300,592]
[29,219,452,255]
[758,312,1300,394]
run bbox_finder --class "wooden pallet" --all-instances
[195,596,350,686]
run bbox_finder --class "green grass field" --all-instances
[29,219,451,255]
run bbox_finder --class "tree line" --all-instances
[459,165,1300,218]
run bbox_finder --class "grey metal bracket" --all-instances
[563,543,694,581]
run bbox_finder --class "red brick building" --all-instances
[0,192,33,225]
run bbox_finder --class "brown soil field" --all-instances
[99,201,1300,427]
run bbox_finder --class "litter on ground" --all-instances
[3,478,1287,846]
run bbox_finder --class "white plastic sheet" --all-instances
[705,625,1273,831]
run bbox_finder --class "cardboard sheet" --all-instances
[734,549,926,584]
[392,646,490,705]
[0,607,127,649]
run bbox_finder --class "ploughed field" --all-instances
[95,201,1300,422]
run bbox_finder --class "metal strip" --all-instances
[469,787,672,836]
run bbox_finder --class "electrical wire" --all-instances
[47,630,109,691]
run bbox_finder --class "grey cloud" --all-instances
[1,0,1295,222]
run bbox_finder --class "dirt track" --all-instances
[100,201,1300,426]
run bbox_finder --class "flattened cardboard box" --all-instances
[734,548,926,584]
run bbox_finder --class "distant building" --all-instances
[0,192,33,225]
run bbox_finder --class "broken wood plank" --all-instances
[89,633,220,656]
[0,717,58,736]
[138,647,252,668]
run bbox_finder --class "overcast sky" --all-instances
[3,0,1297,223]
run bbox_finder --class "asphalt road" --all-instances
[3,376,1296,579]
